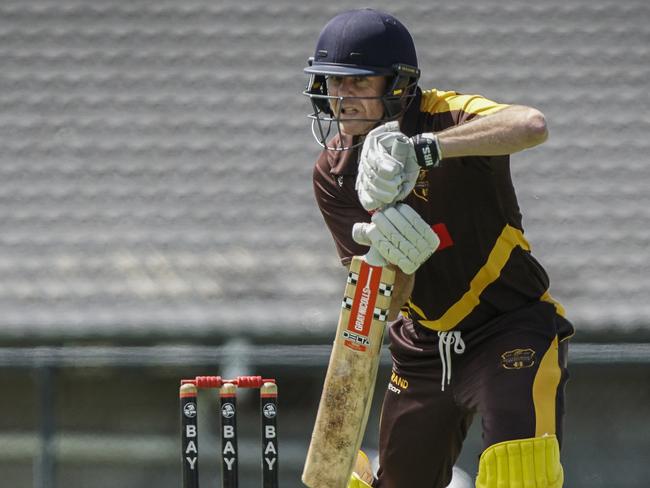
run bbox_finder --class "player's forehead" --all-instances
[326,74,387,88]
[326,74,384,80]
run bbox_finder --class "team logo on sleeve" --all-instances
[501,348,536,369]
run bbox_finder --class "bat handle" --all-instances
[364,246,386,267]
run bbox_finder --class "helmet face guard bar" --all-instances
[306,93,405,152]
[304,62,420,151]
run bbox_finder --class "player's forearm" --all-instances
[436,105,548,159]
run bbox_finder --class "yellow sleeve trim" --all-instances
[420,89,509,117]
[540,290,566,318]
[412,224,531,331]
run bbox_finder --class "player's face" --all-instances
[326,76,387,136]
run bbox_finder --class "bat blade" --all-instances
[302,255,395,488]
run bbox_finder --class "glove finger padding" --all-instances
[352,205,439,274]
[357,176,400,208]
[392,203,440,251]
[366,224,417,274]
[371,213,425,271]
[357,122,412,211]
[357,147,403,210]
[352,221,417,273]
[391,139,420,203]
[371,204,440,274]
[370,121,401,150]
[367,148,404,180]
[357,148,405,190]
[360,122,403,174]
[359,176,401,202]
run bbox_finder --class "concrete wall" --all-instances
[1,348,648,487]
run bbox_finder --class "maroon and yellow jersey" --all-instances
[313,88,568,334]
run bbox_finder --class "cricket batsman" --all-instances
[303,8,574,488]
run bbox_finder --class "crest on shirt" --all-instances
[413,169,429,202]
[501,348,536,369]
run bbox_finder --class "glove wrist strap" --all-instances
[411,133,442,168]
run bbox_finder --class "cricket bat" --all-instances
[302,248,395,487]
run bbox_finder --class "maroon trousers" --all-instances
[374,302,572,488]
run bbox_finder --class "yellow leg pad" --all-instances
[348,450,374,488]
[347,472,373,488]
[476,435,563,488]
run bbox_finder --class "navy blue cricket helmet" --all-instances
[304,9,420,150]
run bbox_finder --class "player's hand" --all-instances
[352,203,439,274]
[356,122,420,211]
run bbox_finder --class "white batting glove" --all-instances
[352,204,440,274]
[356,122,420,211]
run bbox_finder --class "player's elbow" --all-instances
[522,107,548,147]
